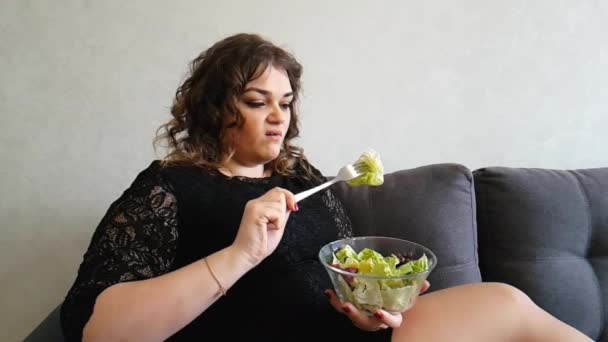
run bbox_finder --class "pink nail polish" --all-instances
[342,306,351,313]
[374,311,383,319]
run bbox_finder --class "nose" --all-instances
[267,102,287,124]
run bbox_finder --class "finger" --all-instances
[373,309,402,328]
[263,205,293,232]
[270,187,297,212]
[257,205,284,230]
[324,289,345,313]
[324,292,389,331]
[353,321,388,332]
[341,302,387,331]
[277,188,297,212]
[420,280,430,294]
[365,323,389,331]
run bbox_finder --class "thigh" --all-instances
[391,282,527,342]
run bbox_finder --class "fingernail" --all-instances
[324,291,331,299]
[342,305,351,313]
[295,204,299,211]
[374,311,383,319]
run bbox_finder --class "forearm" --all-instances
[83,245,252,342]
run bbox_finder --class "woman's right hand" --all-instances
[232,187,298,266]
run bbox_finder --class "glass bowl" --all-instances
[319,236,437,315]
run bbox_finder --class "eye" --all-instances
[246,101,265,108]
[280,103,292,110]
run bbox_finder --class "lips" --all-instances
[265,130,283,137]
[264,129,283,143]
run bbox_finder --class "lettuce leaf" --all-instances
[335,245,358,263]
[331,245,430,312]
[347,149,384,187]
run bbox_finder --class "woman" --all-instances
[60,33,592,341]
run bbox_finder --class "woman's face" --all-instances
[225,66,293,167]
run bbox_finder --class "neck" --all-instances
[219,159,269,178]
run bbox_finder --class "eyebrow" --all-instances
[244,87,293,98]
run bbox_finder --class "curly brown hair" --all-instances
[155,33,320,181]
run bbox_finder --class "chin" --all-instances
[259,149,281,163]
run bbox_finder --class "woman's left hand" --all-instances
[324,280,430,331]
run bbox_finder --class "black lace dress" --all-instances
[60,161,391,341]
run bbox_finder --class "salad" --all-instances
[329,245,429,313]
[347,149,384,187]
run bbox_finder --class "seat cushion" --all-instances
[332,163,482,292]
[474,167,608,341]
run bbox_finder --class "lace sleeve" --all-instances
[302,161,355,239]
[60,167,178,342]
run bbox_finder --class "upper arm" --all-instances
[60,168,179,341]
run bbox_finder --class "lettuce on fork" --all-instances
[347,149,384,187]
[330,245,429,313]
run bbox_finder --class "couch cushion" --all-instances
[332,163,482,292]
[22,305,63,342]
[474,167,608,341]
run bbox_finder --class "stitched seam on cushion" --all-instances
[571,171,594,257]
[587,258,605,340]
[478,170,495,281]
[496,256,592,263]
[571,171,604,338]
[467,168,480,272]
[435,260,479,272]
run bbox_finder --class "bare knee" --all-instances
[488,282,533,307]
[485,282,538,325]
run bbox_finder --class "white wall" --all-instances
[1,0,607,340]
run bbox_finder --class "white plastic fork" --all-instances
[294,162,364,202]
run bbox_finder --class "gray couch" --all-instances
[24,163,607,341]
